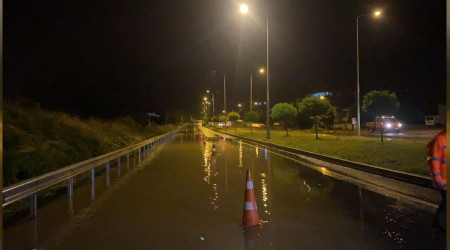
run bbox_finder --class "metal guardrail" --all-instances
[2,126,183,208]
[207,128,433,188]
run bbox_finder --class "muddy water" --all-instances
[3,131,445,249]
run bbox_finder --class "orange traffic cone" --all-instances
[242,170,260,226]
[212,142,216,156]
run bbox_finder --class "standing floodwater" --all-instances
[3,130,445,249]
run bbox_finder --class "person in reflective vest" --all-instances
[427,130,446,230]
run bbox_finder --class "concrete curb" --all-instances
[209,128,433,188]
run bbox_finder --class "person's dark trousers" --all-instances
[434,190,447,230]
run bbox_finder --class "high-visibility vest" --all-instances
[427,130,447,190]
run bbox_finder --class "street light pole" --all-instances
[266,16,270,140]
[224,74,227,114]
[250,74,253,112]
[356,16,361,137]
[356,10,381,137]
[239,3,270,139]
[212,94,215,117]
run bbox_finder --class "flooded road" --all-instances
[3,129,446,249]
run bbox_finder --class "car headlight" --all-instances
[398,123,402,127]
[386,123,392,128]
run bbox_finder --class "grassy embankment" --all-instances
[4,102,176,186]
[218,127,430,176]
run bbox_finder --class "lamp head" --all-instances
[239,4,249,14]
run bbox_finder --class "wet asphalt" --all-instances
[3,130,446,249]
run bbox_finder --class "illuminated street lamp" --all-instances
[249,67,266,112]
[240,4,271,139]
[356,9,382,137]
[237,103,242,108]
[239,4,249,14]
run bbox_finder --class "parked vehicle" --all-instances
[217,122,232,128]
[365,116,402,133]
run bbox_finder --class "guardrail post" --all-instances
[126,152,130,169]
[138,148,141,163]
[91,169,95,200]
[117,157,121,167]
[68,178,74,197]
[106,167,110,187]
[30,194,37,217]
[69,196,74,215]
[105,162,110,186]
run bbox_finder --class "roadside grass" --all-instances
[4,102,176,186]
[218,127,430,176]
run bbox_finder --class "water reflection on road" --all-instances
[3,129,445,249]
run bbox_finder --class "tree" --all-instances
[219,115,229,130]
[362,90,400,143]
[244,111,260,134]
[362,90,400,116]
[298,97,332,139]
[228,112,240,132]
[219,115,229,122]
[271,103,298,136]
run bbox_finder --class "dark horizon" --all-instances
[4,0,446,122]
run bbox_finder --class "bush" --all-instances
[3,102,176,186]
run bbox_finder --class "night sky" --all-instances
[5,0,446,122]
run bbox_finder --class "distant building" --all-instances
[307,91,332,98]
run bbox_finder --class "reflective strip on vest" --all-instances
[432,156,447,164]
